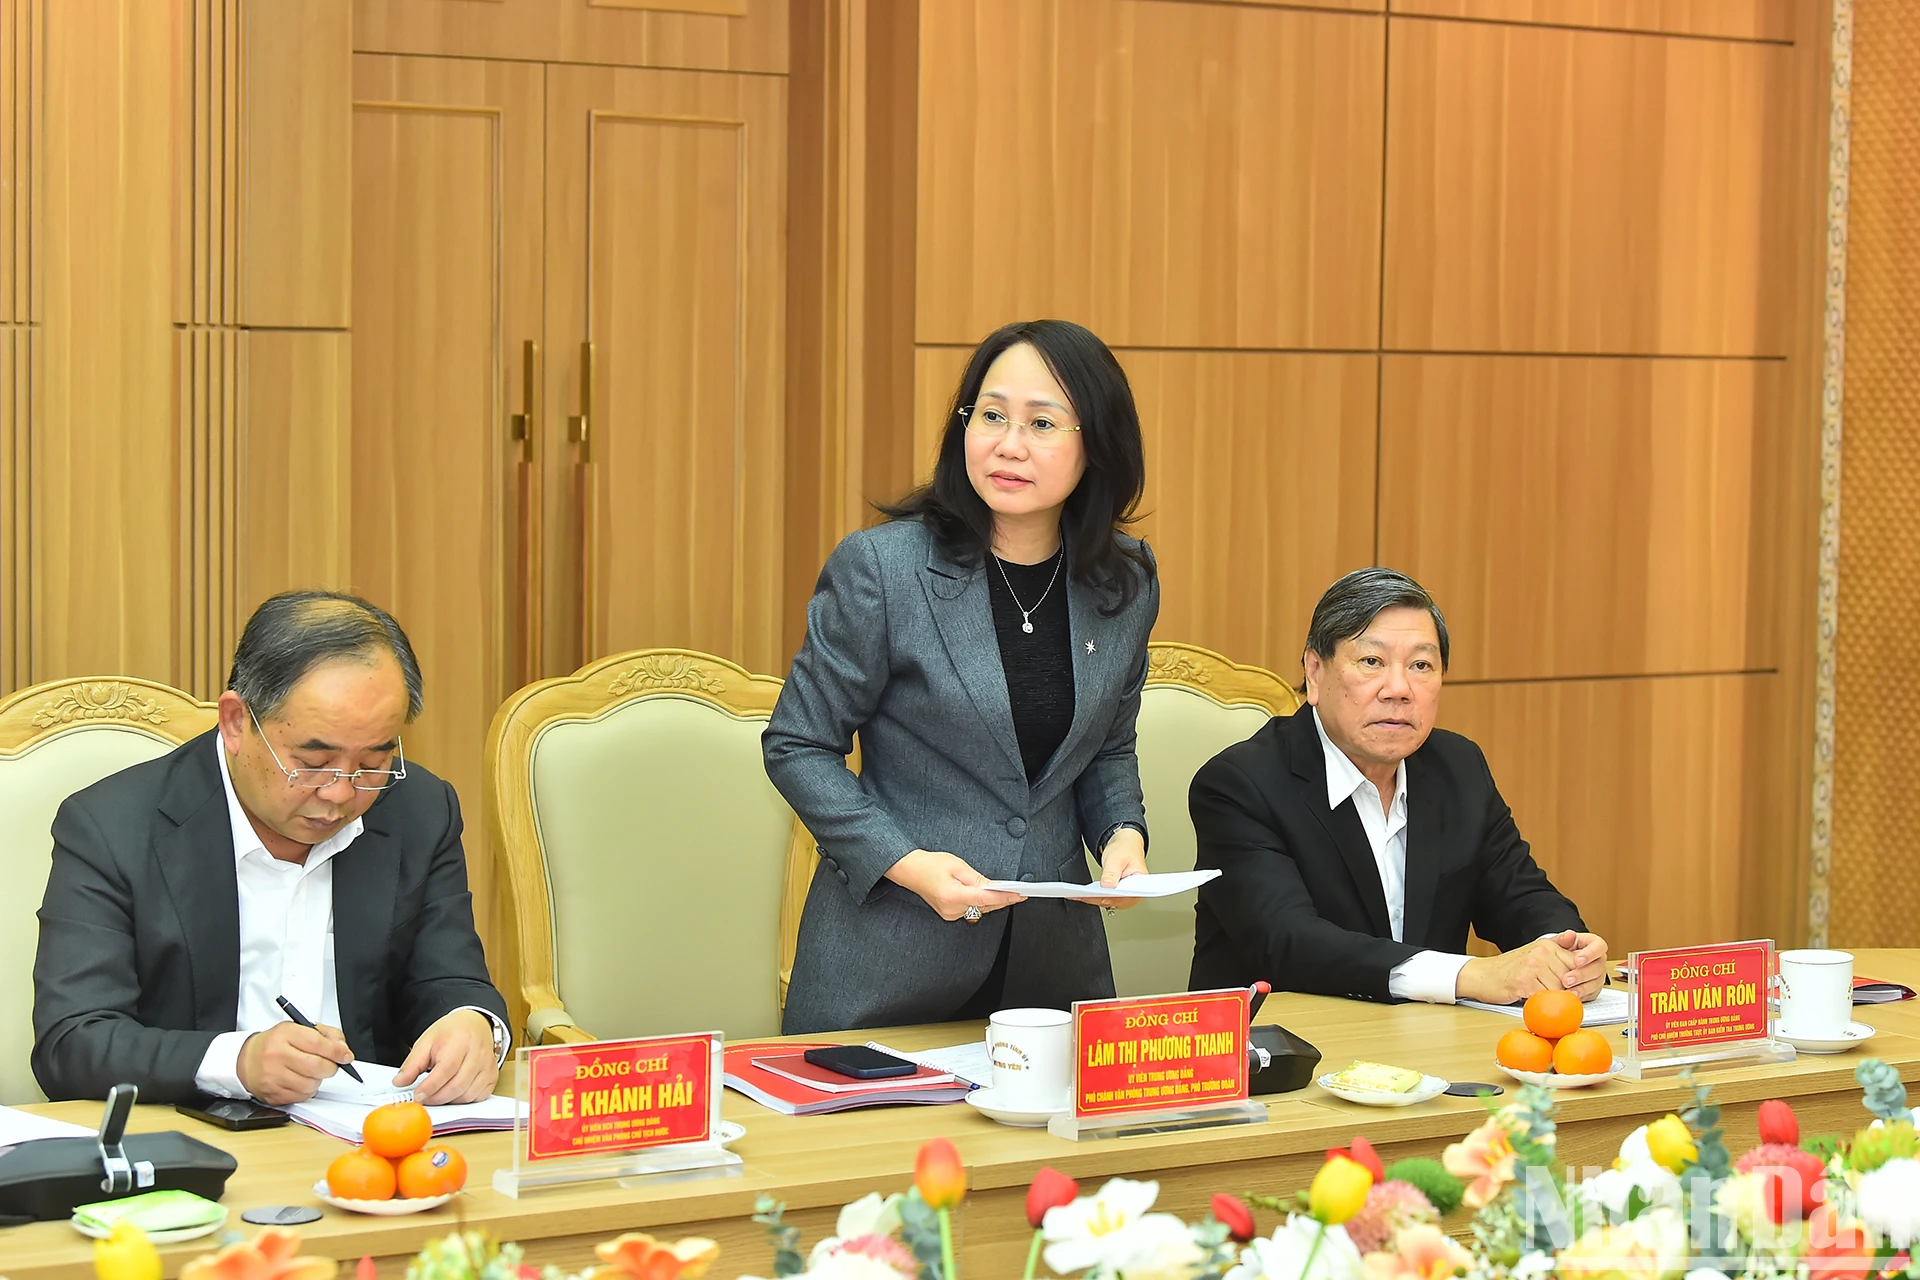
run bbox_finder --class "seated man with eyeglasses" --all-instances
[31,591,509,1105]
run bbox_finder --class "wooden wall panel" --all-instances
[0,326,30,694]
[1383,17,1793,355]
[2,0,39,326]
[1389,0,1793,42]
[543,66,787,676]
[914,346,1377,677]
[36,0,179,682]
[352,0,788,75]
[240,0,349,327]
[1378,356,1779,682]
[238,331,351,608]
[175,326,238,698]
[915,0,1383,350]
[177,0,238,328]
[1439,673,1772,955]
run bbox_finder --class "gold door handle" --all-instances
[509,339,538,462]
[568,340,593,462]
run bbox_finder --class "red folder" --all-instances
[722,1042,973,1116]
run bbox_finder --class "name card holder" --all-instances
[494,1032,741,1198]
[1048,990,1268,1142]
[1617,939,1795,1080]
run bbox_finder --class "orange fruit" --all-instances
[327,1148,398,1201]
[1553,1029,1614,1077]
[363,1101,432,1159]
[1523,990,1584,1040]
[1495,1028,1555,1073]
[396,1145,468,1199]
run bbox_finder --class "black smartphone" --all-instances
[803,1045,918,1080]
[1442,1081,1505,1098]
[175,1095,290,1131]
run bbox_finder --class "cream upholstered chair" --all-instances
[1106,642,1302,997]
[0,678,218,1104]
[487,649,793,1045]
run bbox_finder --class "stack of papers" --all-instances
[723,1043,972,1115]
[980,869,1220,898]
[1459,986,1632,1027]
[286,1062,521,1143]
[0,1105,92,1159]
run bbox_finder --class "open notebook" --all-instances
[287,1061,521,1143]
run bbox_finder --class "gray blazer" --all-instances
[766,518,1158,1034]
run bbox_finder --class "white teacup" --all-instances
[986,1007,1072,1112]
[1779,948,1854,1039]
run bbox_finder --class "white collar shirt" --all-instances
[192,740,365,1097]
[1311,708,1469,1003]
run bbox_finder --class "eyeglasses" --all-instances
[959,405,1083,450]
[249,707,407,791]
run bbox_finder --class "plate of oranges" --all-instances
[316,1101,469,1215]
[1494,991,1620,1088]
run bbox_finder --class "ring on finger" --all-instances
[963,905,983,923]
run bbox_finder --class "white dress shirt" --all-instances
[194,744,508,1099]
[194,743,365,1098]
[1311,708,1471,1004]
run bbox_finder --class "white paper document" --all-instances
[1459,985,1632,1027]
[870,1040,992,1088]
[0,1104,93,1152]
[287,1061,521,1143]
[981,869,1221,900]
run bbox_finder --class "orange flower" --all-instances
[915,1137,967,1210]
[178,1228,338,1280]
[593,1234,721,1280]
[1442,1116,1519,1210]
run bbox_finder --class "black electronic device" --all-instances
[0,1084,238,1223]
[1246,1024,1322,1094]
[802,1045,919,1080]
[1443,1081,1506,1098]
[175,1095,290,1131]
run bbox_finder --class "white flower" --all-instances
[1858,1157,1920,1247]
[1623,1206,1689,1276]
[800,1252,918,1280]
[1222,1215,1363,1280]
[1582,1162,1683,1222]
[807,1193,906,1267]
[1511,1253,1556,1280]
[1617,1125,1654,1167]
[1043,1178,1167,1275]
[1086,1214,1206,1280]
[1683,1270,1733,1280]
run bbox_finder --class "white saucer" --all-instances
[71,1208,227,1242]
[1497,1060,1622,1089]
[965,1087,1067,1127]
[312,1180,458,1216]
[1315,1072,1449,1107]
[1777,1022,1876,1054]
[716,1120,746,1146]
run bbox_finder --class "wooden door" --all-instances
[352,0,787,75]
[349,55,544,968]
[542,65,787,675]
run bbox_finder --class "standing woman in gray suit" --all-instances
[766,319,1159,1034]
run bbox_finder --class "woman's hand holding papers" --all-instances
[885,849,1026,922]
[1082,828,1149,911]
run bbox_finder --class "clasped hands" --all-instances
[1457,929,1611,1005]
[886,827,1150,921]
[236,1008,499,1106]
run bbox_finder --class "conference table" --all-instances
[8,950,1920,1280]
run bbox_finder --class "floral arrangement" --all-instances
[90,1058,1920,1280]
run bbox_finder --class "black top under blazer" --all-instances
[1188,706,1584,1002]
[765,518,1159,1034]
[31,731,508,1102]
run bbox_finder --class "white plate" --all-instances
[965,1087,1067,1127]
[716,1120,746,1146]
[312,1180,458,1216]
[1777,1022,1876,1054]
[1497,1060,1622,1089]
[72,1208,228,1243]
[1315,1073,1449,1107]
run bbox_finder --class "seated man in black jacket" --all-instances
[1189,568,1606,1005]
[32,591,509,1104]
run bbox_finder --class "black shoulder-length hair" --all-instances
[879,319,1154,614]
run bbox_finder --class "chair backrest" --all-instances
[1107,643,1302,997]
[487,650,792,1044]
[0,678,218,1104]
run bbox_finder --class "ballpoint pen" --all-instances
[275,995,364,1083]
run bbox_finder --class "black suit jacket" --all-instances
[32,731,508,1102]
[1189,707,1584,1002]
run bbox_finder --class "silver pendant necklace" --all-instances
[994,546,1064,634]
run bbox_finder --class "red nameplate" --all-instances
[1633,942,1771,1053]
[525,1034,715,1162]
[1072,990,1249,1119]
